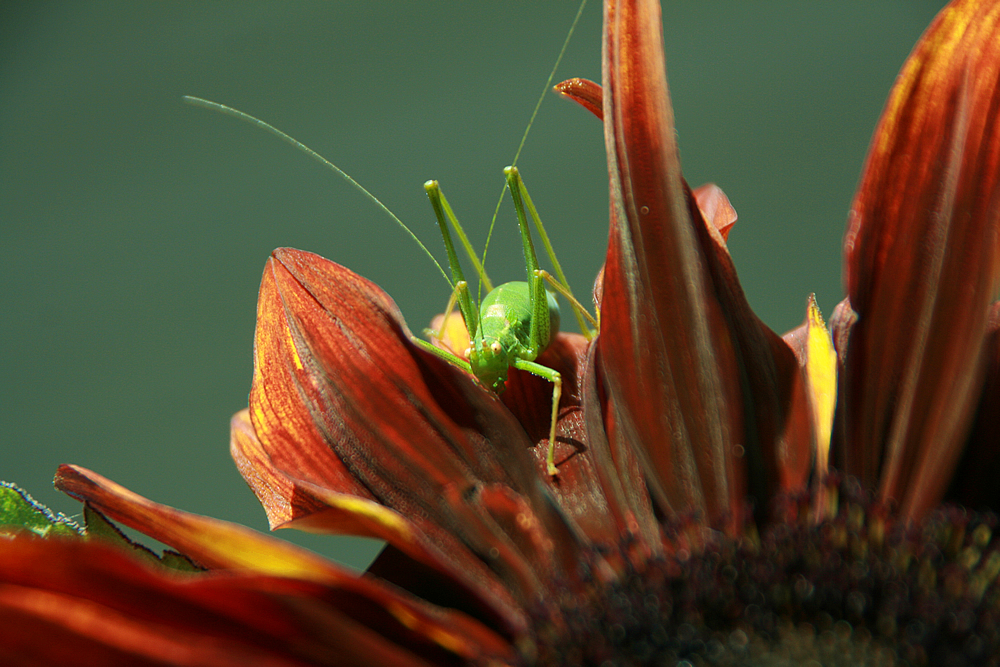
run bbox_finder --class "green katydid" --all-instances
[185,93,599,475]
[185,1,595,475]
[414,167,597,476]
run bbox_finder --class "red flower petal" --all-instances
[231,407,530,639]
[55,464,350,582]
[598,0,747,533]
[247,248,592,613]
[596,0,814,534]
[839,0,1000,520]
[555,77,604,121]
[0,537,513,666]
[692,183,737,243]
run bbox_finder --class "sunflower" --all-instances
[2,0,998,665]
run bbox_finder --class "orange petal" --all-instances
[56,464,358,583]
[839,0,1000,520]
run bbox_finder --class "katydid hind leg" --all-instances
[504,166,551,355]
[512,167,595,339]
[537,269,598,331]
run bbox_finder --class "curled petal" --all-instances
[840,0,1000,519]
[555,77,604,121]
[692,183,738,243]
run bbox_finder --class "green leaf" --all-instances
[0,481,83,538]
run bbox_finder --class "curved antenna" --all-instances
[479,0,589,285]
[183,95,452,288]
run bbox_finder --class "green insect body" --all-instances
[419,166,596,477]
[469,281,561,393]
[184,2,594,478]
[185,103,595,480]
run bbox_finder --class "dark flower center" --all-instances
[531,476,1000,666]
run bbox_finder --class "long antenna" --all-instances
[183,95,453,288]
[479,0,589,282]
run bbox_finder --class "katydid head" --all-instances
[467,336,510,393]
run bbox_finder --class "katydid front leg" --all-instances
[513,358,562,476]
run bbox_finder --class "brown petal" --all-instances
[500,332,630,548]
[0,537,514,666]
[584,341,662,555]
[839,0,1000,520]
[598,0,747,533]
[690,185,814,510]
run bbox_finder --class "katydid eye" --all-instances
[491,341,502,355]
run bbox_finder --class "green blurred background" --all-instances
[2,2,946,570]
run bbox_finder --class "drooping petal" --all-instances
[0,537,515,667]
[839,0,1000,520]
[56,465,351,583]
